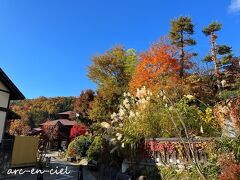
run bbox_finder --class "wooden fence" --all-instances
[144,137,212,165]
[11,136,39,167]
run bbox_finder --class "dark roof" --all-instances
[0,68,25,100]
[40,119,77,126]
[7,110,21,120]
[57,111,72,115]
[28,127,43,135]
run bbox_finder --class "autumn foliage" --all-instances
[70,124,87,140]
[9,119,30,136]
[42,120,62,141]
[218,153,240,180]
[10,96,76,127]
[129,38,180,92]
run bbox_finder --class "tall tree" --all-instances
[71,89,95,124]
[169,16,196,78]
[202,22,222,77]
[129,38,180,92]
[9,119,30,136]
[216,45,232,68]
[88,46,137,122]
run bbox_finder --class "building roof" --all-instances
[40,119,77,126]
[0,68,25,100]
[28,127,43,135]
[33,127,42,131]
[57,111,72,115]
[7,110,21,120]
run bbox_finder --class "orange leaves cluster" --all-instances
[129,38,180,92]
[9,119,30,136]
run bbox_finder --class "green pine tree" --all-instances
[169,16,196,78]
[202,22,222,76]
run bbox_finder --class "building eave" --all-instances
[0,68,25,100]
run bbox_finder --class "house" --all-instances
[39,111,78,150]
[0,68,25,144]
[28,112,75,136]
[58,110,73,119]
[0,68,26,172]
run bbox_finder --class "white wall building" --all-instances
[0,68,25,143]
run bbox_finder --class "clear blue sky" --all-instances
[0,0,239,99]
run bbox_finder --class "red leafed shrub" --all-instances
[70,124,87,140]
[145,141,176,158]
[147,141,176,153]
[219,153,240,180]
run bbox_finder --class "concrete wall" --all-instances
[0,80,10,143]
[11,136,39,167]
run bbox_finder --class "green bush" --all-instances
[203,136,240,179]
[218,89,240,100]
[86,136,103,160]
[75,136,92,157]
[160,166,201,180]
[67,135,92,157]
[134,165,162,180]
[215,136,240,163]
[67,140,77,157]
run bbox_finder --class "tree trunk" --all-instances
[179,32,185,78]
[210,32,219,77]
[180,46,184,78]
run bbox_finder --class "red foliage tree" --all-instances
[70,124,87,140]
[218,153,240,180]
[42,120,60,141]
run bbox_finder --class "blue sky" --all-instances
[0,0,239,99]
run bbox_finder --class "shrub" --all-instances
[160,166,201,180]
[216,136,240,163]
[204,137,240,179]
[67,135,92,157]
[70,124,87,140]
[134,165,162,180]
[218,153,240,180]
[201,160,220,179]
[67,140,77,157]
[86,136,103,160]
[75,136,92,157]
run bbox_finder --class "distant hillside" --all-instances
[10,96,76,127]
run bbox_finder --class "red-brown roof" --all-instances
[40,119,77,126]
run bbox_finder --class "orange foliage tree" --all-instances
[129,38,180,92]
[9,119,30,136]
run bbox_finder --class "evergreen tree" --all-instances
[202,22,222,76]
[216,45,232,69]
[169,16,196,78]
